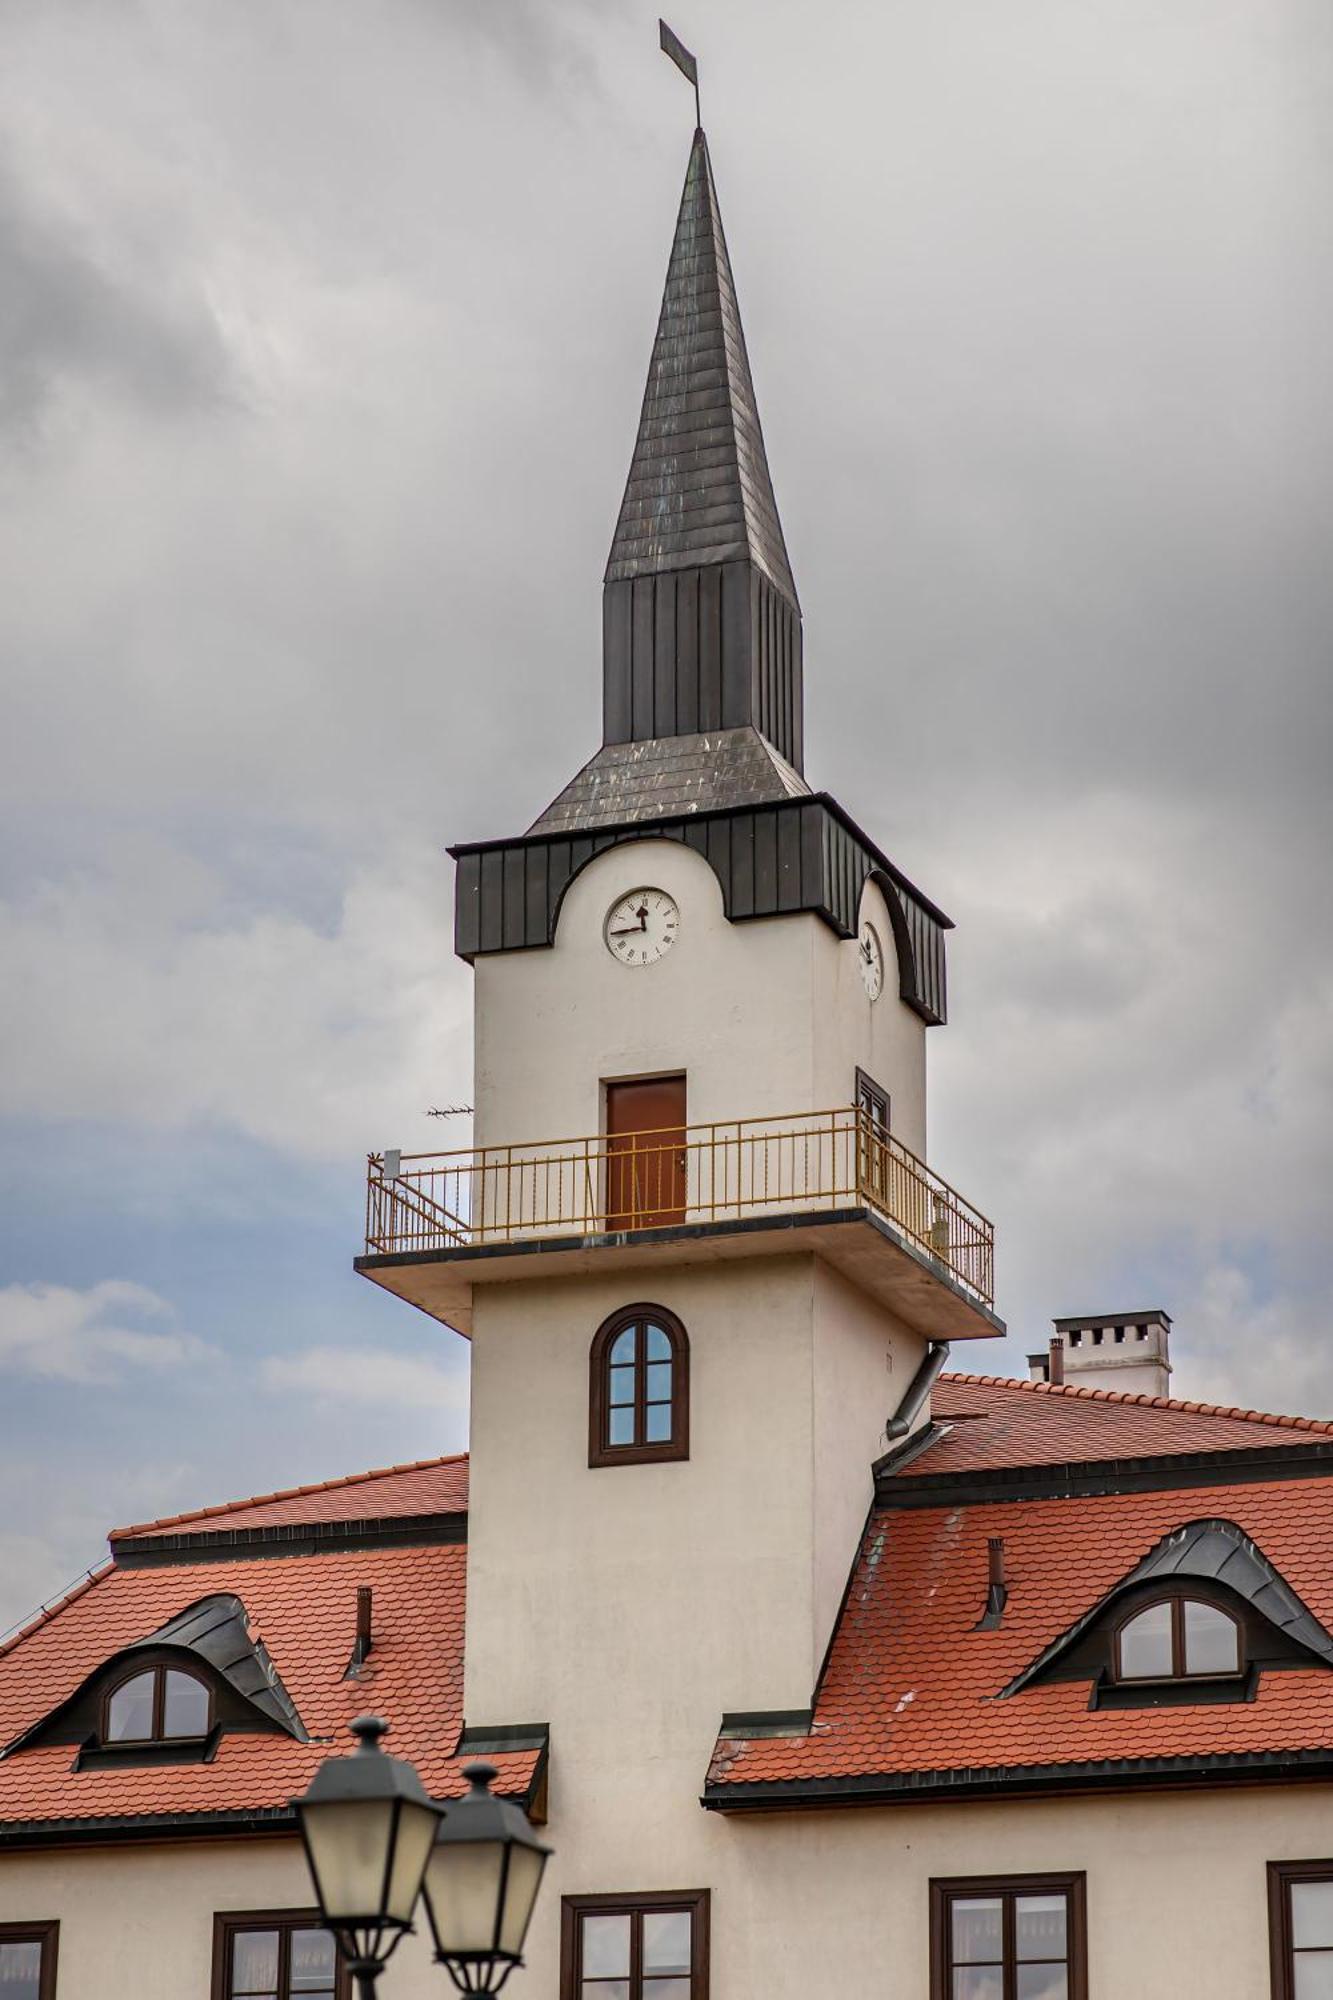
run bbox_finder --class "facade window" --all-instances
[1269,1863,1333,1998]
[212,1912,345,2000]
[560,1891,709,1999]
[589,1306,689,1468]
[104,1662,211,1742]
[1114,1596,1241,1682]
[0,1923,58,2000]
[930,1875,1086,2000]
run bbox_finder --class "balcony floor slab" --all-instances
[354,1207,1005,1344]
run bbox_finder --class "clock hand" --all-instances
[609,925,646,936]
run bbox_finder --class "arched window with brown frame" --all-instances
[103,1660,212,1743]
[1112,1593,1242,1683]
[589,1305,689,1468]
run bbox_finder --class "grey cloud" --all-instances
[0,155,229,433]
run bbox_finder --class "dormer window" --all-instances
[105,1663,212,1743]
[1115,1596,1241,1683]
[589,1305,689,1467]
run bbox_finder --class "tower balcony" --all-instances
[355,1108,1002,1343]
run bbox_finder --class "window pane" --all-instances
[609,1327,637,1365]
[1293,1883,1333,1950]
[1118,1601,1173,1678]
[609,1366,636,1406]
[1183,1601,1239,1675]
[107,1669,157,1740]
[1016,1895,1067,1961]
[0,1943,43,2000]
[289,1929,337,1993]
[953,1970,1004,2000]
[608,1407,635,1446]
[1017,1969,1068,2000]
[1294,1957,1333,2000]
[644,1983,692,1999]
[951,1898,1003,1964]
[646,1362,673,1403]
[581,1986,630,2000]
[645,1324,671,1361]
[644,1404,672,1444]
[643,1910,692,1974]
[581,1915,631,1979]
[230,1929,280,1997]
[162,1670,209,1737]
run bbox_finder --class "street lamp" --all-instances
[291,1715,443,1999]
[421,1762,552,1995]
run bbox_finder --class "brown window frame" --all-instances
[1111,1591,1243,1684]
[929,1872,1087,2000]
[211,1910,349,2000]
[102,1658,213,1744]
[1268,1860,1333,1998]
[560,1889,709,1999]
[589,1304,690,1469]
[0,1921,59,2000]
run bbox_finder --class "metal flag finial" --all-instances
[659,19,700,128]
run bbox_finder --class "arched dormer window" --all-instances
[589,1305,689,1468]
[104,1661,212,1743]
[1113,1595,1242,1683]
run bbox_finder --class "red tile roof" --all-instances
[0,1454,541,1835]
[902,1373,1333,1476]
[111,1454,469,1542]
[710,1469,1333,1795]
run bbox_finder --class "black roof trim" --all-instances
[702,1747,1333,1814]
[110,1512,468,1567]
[455,1723,550,1756]
[449,791,953,930]
[875,1438,1333,1509]
[0,1805,299,1851]
[718,1709,812,1740]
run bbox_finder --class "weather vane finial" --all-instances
[659,20,701,129]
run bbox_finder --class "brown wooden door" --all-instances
[605,1076,687,1229]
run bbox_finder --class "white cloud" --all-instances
[0,838,464,1165]
[0,1278,207,1384]
[259,1343,467,1415]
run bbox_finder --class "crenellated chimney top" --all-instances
[1029,1311,1172,1399]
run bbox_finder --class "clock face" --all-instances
[858,922,884,1000]
[604,888,680,966]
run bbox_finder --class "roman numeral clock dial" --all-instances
[604,888,680,966]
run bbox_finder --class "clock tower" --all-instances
[356,121,1002,1969]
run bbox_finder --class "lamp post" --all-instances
[292,1716,442,1998]
[420,1762,552,1994]
[292,1719,551,2000]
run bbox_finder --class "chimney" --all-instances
[1026,1337,1066,1387]
[1045,1311,1172,1398]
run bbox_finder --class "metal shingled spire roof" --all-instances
[605,127,797,606]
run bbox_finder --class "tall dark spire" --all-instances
[530,127,807,837]
[600,131,802,762]
[606,129,797,605]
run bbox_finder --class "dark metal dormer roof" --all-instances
[606,127,796,604]
[1000,1518,1333,1698]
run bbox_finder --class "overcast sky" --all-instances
[1,0,1329,1633]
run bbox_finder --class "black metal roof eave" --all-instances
[447,791,954,931]
[874,1437,1333,1509]
[702,1747,1333,1815]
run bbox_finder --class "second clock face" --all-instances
[604,888,680,966]
[858,922,885,1000]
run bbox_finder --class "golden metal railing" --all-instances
[364,1108,993,1306]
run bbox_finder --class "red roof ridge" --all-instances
[938,1371,1333,1437]
[109,1451,471,1541]
[0,1560,113,1668]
